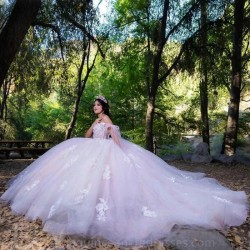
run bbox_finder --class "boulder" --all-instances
[213,154,250,165]
[162,154,182,162]
[165,225,232,250]
[191,142,212,163]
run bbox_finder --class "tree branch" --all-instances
[62,12,105,59]
[32,21,65,61]
[154,110,184,129]
[165,0,200,43]
[158,41,186,84]
[159,84,181,98]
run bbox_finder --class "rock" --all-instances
[235,155,250,165]
[162,154,182,162]
[182,153,192,162]
[9,152,22,159]
[212,154,250,165]
[191,142,212,163]
[212,154,237,164]
[165,225,232,250]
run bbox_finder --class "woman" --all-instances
[0,96,248,246]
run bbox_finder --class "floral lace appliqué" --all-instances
[142,206,157,218]
[48,205,57,218]
[103,165,111,180]
[48,198,62,218]
[59,180,68,191]
[74,184,92,205]
[63,144,78,159]
[123,156,131,164]
[95,198,109,221]
[180,173,192,180]
[213,195,232,204]
[63,155,79,169]
[169,177,176,182]
[128,153,136,160]
[68,144,77,152]
[25,180,40,191]
[135,163,142,168]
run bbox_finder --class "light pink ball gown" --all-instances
[0,122,248,245]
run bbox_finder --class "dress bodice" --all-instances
[92,123,121,142]
[93,123,109,139]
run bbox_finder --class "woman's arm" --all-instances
[85,115,113,138]
[103,116,121,146]
[107,126,121,146]
[85,125,94,138]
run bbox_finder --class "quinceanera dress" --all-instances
[0,122,248,245]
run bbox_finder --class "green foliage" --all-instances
[0,119,16,139]
[157,140,193,157]
[238,112,250,136]
[0,0,249,155]
[24,98,69,142]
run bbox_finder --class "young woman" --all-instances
[0,96,248,246]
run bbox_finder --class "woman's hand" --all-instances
[92,117,103,126]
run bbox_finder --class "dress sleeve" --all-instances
[106,124,121,146]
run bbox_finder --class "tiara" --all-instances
[96,95,108,103]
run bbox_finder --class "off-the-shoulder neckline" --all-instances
[94,122,119,128]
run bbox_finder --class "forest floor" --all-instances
[0,159,249,250]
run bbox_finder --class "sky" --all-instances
[93,0,109,13]
[93,0,111,23]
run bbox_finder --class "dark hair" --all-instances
[95,98,110,116]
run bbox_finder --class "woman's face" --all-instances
[93,100,104,115]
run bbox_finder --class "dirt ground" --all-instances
[0,159,249,250]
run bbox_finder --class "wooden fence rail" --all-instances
[0,140,53,159]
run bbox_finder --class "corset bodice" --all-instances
[93,123,109,139]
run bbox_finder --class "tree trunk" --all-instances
[145,0,169,152]
[199,0,210,150]
[65,50,87,140]
[0,0,41,89]
[223,0,245,156]
[0,80,10,119]
[65,43,98,139]
[145,4,153,151]
[65,68,93,139]
[65,92,83,139]
[145,96,155,152]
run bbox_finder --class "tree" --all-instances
[65,42,99,139]
[199,0,210,150]
[56,0,105,139]
[144,0,200,152]
[115,0,203,152]
[0,0,41,89]
[223,0,245,155]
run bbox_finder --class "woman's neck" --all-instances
[98,113,106,119]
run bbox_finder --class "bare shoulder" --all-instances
[103,115,113,125]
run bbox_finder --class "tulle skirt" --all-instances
[0,138,248,245]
